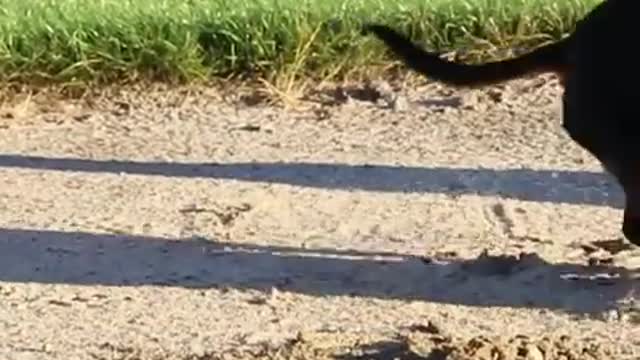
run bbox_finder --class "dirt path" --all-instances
[0,76,638,360]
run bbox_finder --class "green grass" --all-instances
[0,0,601,89]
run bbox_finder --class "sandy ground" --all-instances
[0,75,639,360]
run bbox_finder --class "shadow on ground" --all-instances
[0,154,624,208]
[1,227,637,315]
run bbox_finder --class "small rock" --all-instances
[524,344,545,360]
[247,296,268,305]
[190,342,206,358]
[269,286,281,299]
[235,124,261,132]
[602,309,622,322]
[73,113,92,122]
[369,80,394,99]
[486,88,504,102]
[390,94,409,112]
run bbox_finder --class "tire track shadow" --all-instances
[0,154,624,208]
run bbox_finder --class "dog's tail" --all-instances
[362,24,569,87]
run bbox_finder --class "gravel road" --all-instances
[0,76,638,359]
